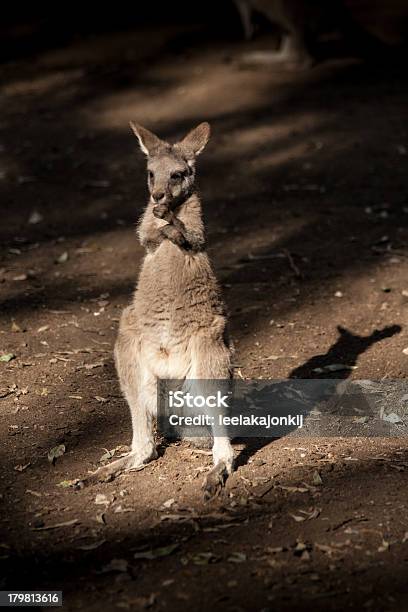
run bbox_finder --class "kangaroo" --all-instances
[234,0,316,67]
[234,0,387,68]
[90,122,234,498]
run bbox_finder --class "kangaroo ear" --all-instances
[177,122,211,159]
[130,122,164,156]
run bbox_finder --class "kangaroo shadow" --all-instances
[234,324,402,469]
[289,324,402,379]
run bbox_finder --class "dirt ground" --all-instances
[1,16,408,612]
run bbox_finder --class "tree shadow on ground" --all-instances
[0,23,408,612]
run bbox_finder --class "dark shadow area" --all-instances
[0,3,241,62]
[289,324,403,378]
[234,323,402,468]
[2,445,408,611]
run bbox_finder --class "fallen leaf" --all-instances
[389,464,404,471]
[378,539,390,552]
[76,362,105,371]
[312,471,323,486]
[290,514,306,523]
[85,362,104,370]
[11,322,22,333]
[57,479,79,488]
[114,505,135,514]
[37,325,49,333]
[32,518,79,531]
[301,507,321,520]
[159,514,193,523]
[294,541,308,556]
[12,274,28,281]
[26,489,42,497]
[0,353,16,363]
[56,251,69,264]
[76,539,106,551]
[383,412,402,424]
[99,449,116,463]
[95,494,110,506]
[133,543,179,560]
[353,416,369,424]
[190,552,218,565]
[279,485,309,493]
[48,444,66,464]
[14,463,31,472]
[95,512,106,525]
[227,552,247,563]
[162,498,176,509]
[291,507,320,522]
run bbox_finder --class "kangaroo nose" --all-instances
[153,191,166,203]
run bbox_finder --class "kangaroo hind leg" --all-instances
[188,333,234,499]
[87,332,157,484]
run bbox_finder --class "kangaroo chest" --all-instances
[134,242,219,346]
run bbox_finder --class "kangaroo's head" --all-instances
[130,121,210,209]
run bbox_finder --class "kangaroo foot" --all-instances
[238,50,314,70]
[202,461,229,501]
[84,448,157,485]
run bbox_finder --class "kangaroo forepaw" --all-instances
[202,461,229,501]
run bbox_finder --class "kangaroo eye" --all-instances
[171,172,183,181]
[148,170,154,181]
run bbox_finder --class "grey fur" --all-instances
[90,122,234,498]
